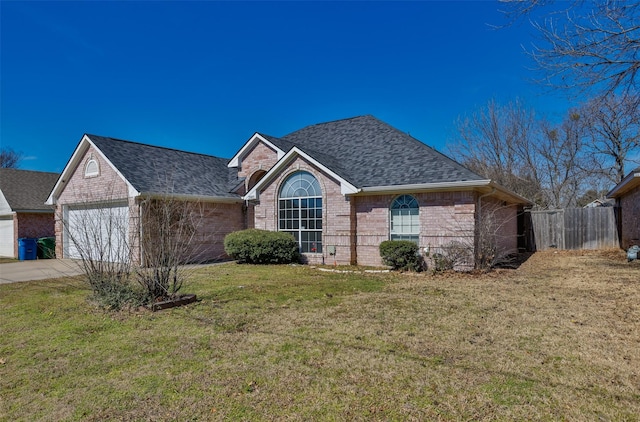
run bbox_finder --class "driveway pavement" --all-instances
[0,259,84,284]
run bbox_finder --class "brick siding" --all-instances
[620,184,640,248]
[354,191,478,267]
[238,141,279,181]
[12,212,55,257]
[253,156,352,265]
[186,201,245,262]
[248,155,524,269]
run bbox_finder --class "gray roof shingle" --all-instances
[265,115,483,187]
[87,135,240,199]
[0,168,59,211]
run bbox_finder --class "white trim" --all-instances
[46,134,140,205]
[228,133,285,168]
[243,147,360,201]
[359,180,492,193]
[84,158,99,177]
[357,180,531,205]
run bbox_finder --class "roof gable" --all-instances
[228,133,286,168]
[0,168,58,212]
[48,134,242,204]
[244,147,359,200]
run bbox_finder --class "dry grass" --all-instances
[1,250,639,421]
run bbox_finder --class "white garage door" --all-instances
[65,202,130,262]
[0,215,15,257]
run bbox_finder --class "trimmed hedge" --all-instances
[224,229,300,264]
[379,240,423,272]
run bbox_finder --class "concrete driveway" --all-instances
[0,259,84,284]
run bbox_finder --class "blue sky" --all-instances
[1,1,572,173]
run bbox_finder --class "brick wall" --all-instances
[620,185,640,248]
[249,158,519,268]
[188,201,245,262]
[253,157,353,265]
[237,141,279,181]
[13,212,55,257]
[354,191,478,267]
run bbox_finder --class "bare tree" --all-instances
[450,99,601,209]
[500,0,640,96]
[537,111,591,208]
[1,147,23,168]
[450,99,547,205]
[579,93,640,183]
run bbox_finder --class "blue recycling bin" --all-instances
[18,238,38,260]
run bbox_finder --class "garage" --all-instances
[65,202,131,262]
[0,215,15,257]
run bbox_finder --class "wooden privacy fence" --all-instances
[529,208,619,251]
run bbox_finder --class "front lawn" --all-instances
[1,251,638,420]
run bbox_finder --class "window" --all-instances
[390,194,419,243]
[279,171,322,253]
[84,158,99,177]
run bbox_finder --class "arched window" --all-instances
[279,171,322,253]
[390,194,419,243]
[84,158,99,177]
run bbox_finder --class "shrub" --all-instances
[430,241,473,272]
[379,240,423,272]
[224,229,300,264]
[87,274,144,310]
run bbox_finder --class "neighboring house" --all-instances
[607,167,640,248]
[47,115,531,267]
[0,168,59,257]
[583,198,615,208]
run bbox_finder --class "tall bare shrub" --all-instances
[136,197,203,301]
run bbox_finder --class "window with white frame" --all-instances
[278,171,322,253]
[84,158,99,177]
[390,194,419,243]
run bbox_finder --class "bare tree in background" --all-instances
[499,0,640,97]
[579,93,640,183]
[0,147,23,168]
[451,99,547,205]
[537,111,591,208]
[450,99,598,209]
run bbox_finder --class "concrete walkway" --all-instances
[0,259,84,284]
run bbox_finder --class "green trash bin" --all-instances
[37,237,56,259]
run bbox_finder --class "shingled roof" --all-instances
[261,115,483,188]
[87,135,241,199]
[0,168,58,212]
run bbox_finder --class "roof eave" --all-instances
[607,171,640,198]
[358,180,492,194]
[138,192,244,204]
[358,180,532,205]
[10,208,55,214]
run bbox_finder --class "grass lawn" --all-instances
[1,250,639,421]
